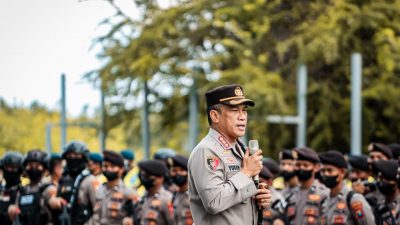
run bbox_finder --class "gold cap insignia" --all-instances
[167,157,174,166]
[292,151,298,159]
[368,143,374,151]
[235,87,243,96]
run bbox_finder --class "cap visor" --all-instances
[222,98,255,107]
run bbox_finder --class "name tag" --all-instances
[20,194,34,205]
[228,164,240,172]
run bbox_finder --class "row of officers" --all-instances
[0,140,400,225]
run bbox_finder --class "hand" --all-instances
[352,180,365,194]
[254,186,271,209]
[8,204,20,221]
[48,196,67,210]
[122,217,134,225]
[242,148,263,177]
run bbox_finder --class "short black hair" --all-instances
[207,104,222,125]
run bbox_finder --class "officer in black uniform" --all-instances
[0,151,23,225]
[48,141,98,225]
[8,149,50,225]
[372,159,400,225]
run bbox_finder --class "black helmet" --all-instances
[1,151,23,173]
[23,149,48,168]
[62,141,90,162]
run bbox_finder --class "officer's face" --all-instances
[102,161,123,176]
[294,160,316,172]
[321,164,345,181]
[170,166,188,177]
[212,104,248,141]
[280,159,295,172]
[368,151,388,162]
[349,168,369,182]
[25,162,44,171]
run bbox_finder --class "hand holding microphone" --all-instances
[242,140,263,177]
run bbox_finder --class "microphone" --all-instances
[249,140,260,186]
[249,140,265,225]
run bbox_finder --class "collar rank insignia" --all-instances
[218,136,231,149]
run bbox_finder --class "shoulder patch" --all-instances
[206,156,220,171]
[308,194,321,202]
[218,136,231,149]
[336,202,346,209]
[151,199,161,207]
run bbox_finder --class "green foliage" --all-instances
[89,0,400,158]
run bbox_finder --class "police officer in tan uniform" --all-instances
[285,147,329,225]
[135,160,174,225]
[188,84,271,225]
[372,159,400,225]
[88,150,136,225]
[319,150,375,225]
[168,155,192,225]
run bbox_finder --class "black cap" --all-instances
[168,155,188,170]
[138,160,168,177]
[279,149,294,160]
[388,143,400,160]
[205,84,255,108]
[262,158,280,177]
[103,150,124,167]
[319,150,348,169]
[368,142,392,159]
[348,155,369,171]
[260,167,273,180]
[373,159,398,181]
[293,147,320,163]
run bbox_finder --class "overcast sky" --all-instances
[0,0,141,116]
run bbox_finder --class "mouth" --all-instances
[236,125,246,131]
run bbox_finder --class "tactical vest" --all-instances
[55,171,92,225]
[18,184,49,225]
[0,185,20,225]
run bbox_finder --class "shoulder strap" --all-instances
[69,170,90,207]
[346,190,359,225]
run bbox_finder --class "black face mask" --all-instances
[280,171,296,182]
[140,176,155,189]
[377,181,397,195]
[66,158,85,177]
[295,169,313,181]
[321,175,339,188]
[26,169,43,184]
[171,175,187,186]
[4,170,21,187]
[103,171,119,181]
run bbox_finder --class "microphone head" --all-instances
[249,140,259,150]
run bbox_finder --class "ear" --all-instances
[210,109,220,124]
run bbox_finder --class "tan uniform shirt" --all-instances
[136,187,174,225]
[286,179,329,225]
[89,180,136,225]
[321,184,375,225]
[188,128,259,225]
[173,191,192,225]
